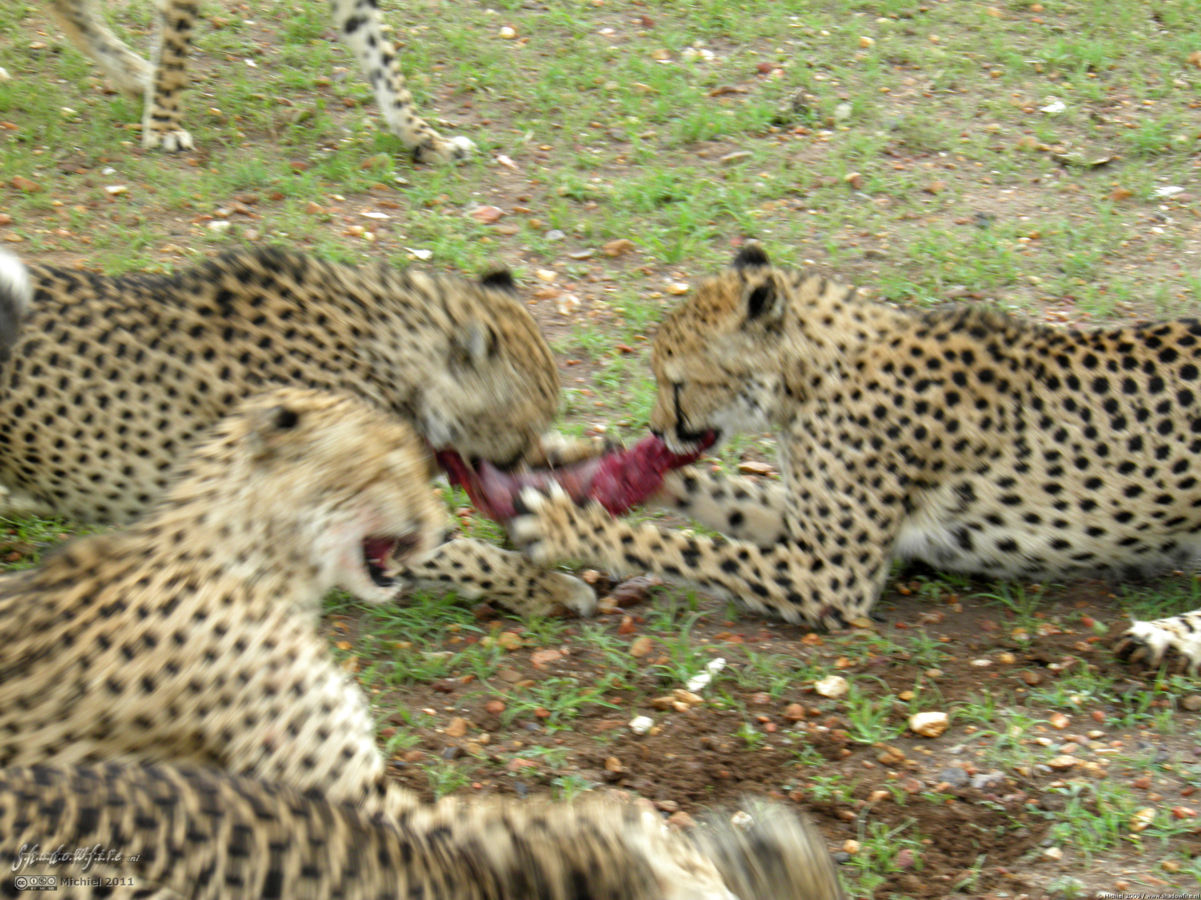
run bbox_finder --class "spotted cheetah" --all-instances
[47,0,474,160]
[0,387,448,820]
[0,762,844,900]
[508,244,1201,672]
[0,246,595,617]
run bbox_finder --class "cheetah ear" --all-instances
[479,267,518,293]
[455,321,499,364]
[732,242,771,270]
[249,403,301,460]
[743,274,786,326]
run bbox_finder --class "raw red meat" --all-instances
[437,432,715,522]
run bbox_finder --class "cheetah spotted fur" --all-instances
[511,244,1201,672]
[0,247,595,618]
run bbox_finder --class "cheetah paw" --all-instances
[142,126,195,152]
[509,484,603,567]
[530,570,598,618]
[412,133,475,164]
[1113,617,1201,674]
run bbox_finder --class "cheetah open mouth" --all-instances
[436,431,716,522]
[362,534,422,587]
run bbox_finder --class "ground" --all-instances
[2,1,1201,896]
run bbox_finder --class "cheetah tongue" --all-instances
[437,432,715,523]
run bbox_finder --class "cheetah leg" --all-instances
[1113,613,1201,674]
[329,0,474,162]
[48,0,151,96]
[213,618,419,820]
[651,466,792,548]
[141,0,197,151]
[510,473,899,629]
[398,534,597,617]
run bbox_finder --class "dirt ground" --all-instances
[336,570,1201,899]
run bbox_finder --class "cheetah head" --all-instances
[415,269,560,471]
[171,389,444,604]
[650,244,791,453]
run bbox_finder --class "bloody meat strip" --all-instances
[437,433,714,522]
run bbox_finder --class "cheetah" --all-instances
[47,0,474,160]
[506,244,1201,672]
[0,388,446,817]
[0,392,842,899]
[0,762,844,900]
[0,246,595,617]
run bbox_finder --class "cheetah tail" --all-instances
[690,801,846,900]
[0,251,31,356]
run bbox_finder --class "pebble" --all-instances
[629,715,654,735]
[629,636,654,658]
[445,717,469,738]
[1182,694,1201,711]
[909,711,949,738]
[937,766,968,787]
[814,675,849,699]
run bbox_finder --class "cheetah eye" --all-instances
[272,406,300,430]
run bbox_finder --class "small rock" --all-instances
[1152,185,1184,199]
[665,282,690,295]
[602,238,636,257]
[1171,806,1197,819]
[737,460,777,476]
[1046,755,1078,771]
[470,205,504,224]
[971,771,1005,790]
[506,758,537,772]
[1021,670,1043,686]
[1043,846,1063,860]
[496,631,522,651]
[718,151,751,166]
[814,675,849,699]
[629,636,654,658]
[484,699,506,715]
[783,703,807,721]
[833,102,853,122]
[842,839,860,854]
[445,717,469,738]
[858,36,874,48]
[530,648,563,670]
[1182,695,1201,711]
[937,766,968,787]
[672,689,704,708]
[207,221,231,233]
[629,715,654,735]
[1040,98,1066,114]
[844,171,864,190]
[104,184,128,196]
[909,711,949,738]
[544,229,567,241]
[11,175,41,193]
[1130,807,1156,832]
[604,756,624,773]
[667,811,696,829]
[1049,712,1070,730]
[876,745,906,766]
[498,25,517,39]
